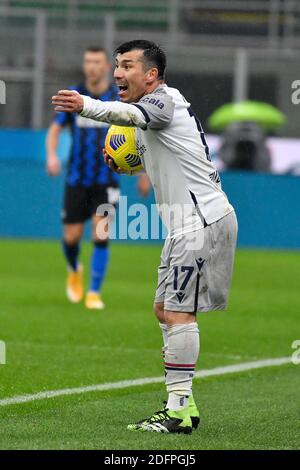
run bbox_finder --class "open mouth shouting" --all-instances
[117,83,128,98]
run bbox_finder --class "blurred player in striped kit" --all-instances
[47,46,149,309]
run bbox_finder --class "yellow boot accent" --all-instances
[66,264,83,303]
[85,291,105,310]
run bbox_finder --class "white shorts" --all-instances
[154,211,238,313]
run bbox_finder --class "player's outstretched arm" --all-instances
[52,90,147,129]
[52,90,83,112]
[46,122,62,176]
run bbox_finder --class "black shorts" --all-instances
[62,184,120,224]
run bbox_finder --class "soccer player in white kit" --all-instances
[52,40,238,434]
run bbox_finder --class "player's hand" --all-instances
[137,173,151,198]
[46,154,61,176]
[52,90,84,113]
[102,148,133,175]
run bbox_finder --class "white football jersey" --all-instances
[81,84,234,237]
[133,85,234,237]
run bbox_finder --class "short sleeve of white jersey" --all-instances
[133,88,175,130]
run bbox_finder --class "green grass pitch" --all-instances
[0,240,299,450]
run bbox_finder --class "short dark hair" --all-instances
[85,46,109,58]
[114,40,166,80]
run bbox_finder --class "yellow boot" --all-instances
[85,291,105,310]
[66,264,83,303]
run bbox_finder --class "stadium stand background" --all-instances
[1,0,300,246]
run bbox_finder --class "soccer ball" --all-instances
[105,125,143,173]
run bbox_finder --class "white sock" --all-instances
[164,323,200,410]
[167,392,189,411]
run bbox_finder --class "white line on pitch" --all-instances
[8,341,248,360]
[0,357,291,407]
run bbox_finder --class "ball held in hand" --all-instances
[105,126,143,173]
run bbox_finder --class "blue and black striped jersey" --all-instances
[54,83,120,187]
